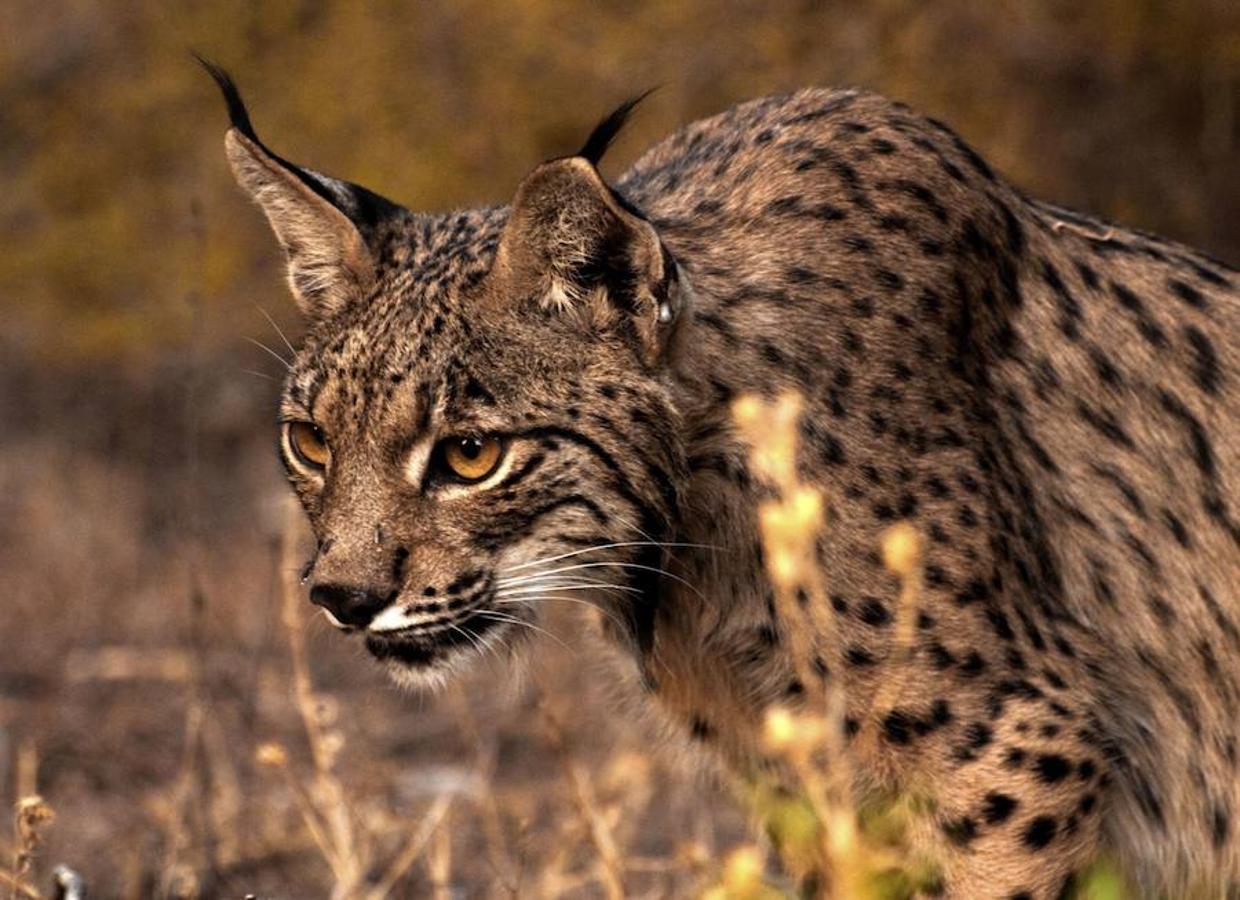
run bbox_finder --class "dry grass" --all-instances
[0,376,742,897]
[0,377,1133,898]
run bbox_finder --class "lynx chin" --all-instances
[204,61,1238,898]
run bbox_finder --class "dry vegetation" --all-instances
[0,389,1129,898]
[0,390,943,898]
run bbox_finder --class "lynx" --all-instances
[204,61,1238,897]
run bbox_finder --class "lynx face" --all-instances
[280,255,684,688]
[205,64,687,687]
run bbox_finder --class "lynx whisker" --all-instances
[445,621,488,658]
[256,304,297,357]
[496,583,641,598]
[501,560,705,599]
[504,540,718,575]
[474,610,569,651]
[244,336,293,370]
[495,575,643,593]
[494,594,628,634]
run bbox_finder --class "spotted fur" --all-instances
[207,66,1238,897]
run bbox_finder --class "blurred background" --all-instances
[0,2,1236,896]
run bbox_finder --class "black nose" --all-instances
[309,584,390,628]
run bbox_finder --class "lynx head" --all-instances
[204,62,690,688]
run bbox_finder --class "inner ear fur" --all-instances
[225,129,375,319]
[495,157,682,361]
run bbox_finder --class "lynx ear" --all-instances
[200,58,404,319]
[494,96,684,364]
[496,157,685,363]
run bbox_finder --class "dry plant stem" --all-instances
[11,796,53,900]
[158,699,204,896]
[767,568,851,886]
[268,757,340,876]
[868,528,925,730]
[279,498,361,896]
[11,746,51,900]
[734,393,859,890]
[447,687,516,892]
[14,745,37,805]
[427,808,453,900]
[846,526,925,787]
[200,715,243,868]
[0,869,37,900]
[365,794,452,900]
[159,582,232,897]
[538,699,627,900]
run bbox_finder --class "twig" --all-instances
[447,687,516,893]
[0,869,37,900]
[538,699,626,900]
[365,794,452,900]
[427,807,453,900]
[255,744,340,876]
[277,498,362,897]
[10,796,53,900]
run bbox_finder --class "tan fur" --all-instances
[220,84,1239,898]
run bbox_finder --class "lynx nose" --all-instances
[309,584,391,628]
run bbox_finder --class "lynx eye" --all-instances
[286,421,330,470]
[439,435,504,483]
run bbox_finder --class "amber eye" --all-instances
[286,421,330,470]
[440,435,504,483]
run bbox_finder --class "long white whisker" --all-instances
[497,594,628,634]
[610,511,672,551]
[503,540,718,574]
[240,368,276,382]
[446,621,487,656]
[244,336,292,371]
[495,572,633,590]
[474,610,569,651]
[610,511,696,570]
[491,582,639,595]
[256,305,297,357]
[502,560,704,599]
[496,572,624,587]
[497,584,641,599]
[496,576,643,593]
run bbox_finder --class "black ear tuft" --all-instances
[194,54,402,233]
[576,88,657,166]
[193,53,259,142]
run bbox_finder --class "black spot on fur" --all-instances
[690,717,714,740]
[883,710,914,744]
[1168,278,1207,310]
[1034,754,1072,784]
[1183,325,1221,395]
[1022,816,1057,850]
[857,598,891,626]
[943,816,978,846]
[983,792,1018,824]
[846,646,876,666]
[1212,802,1231,849]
